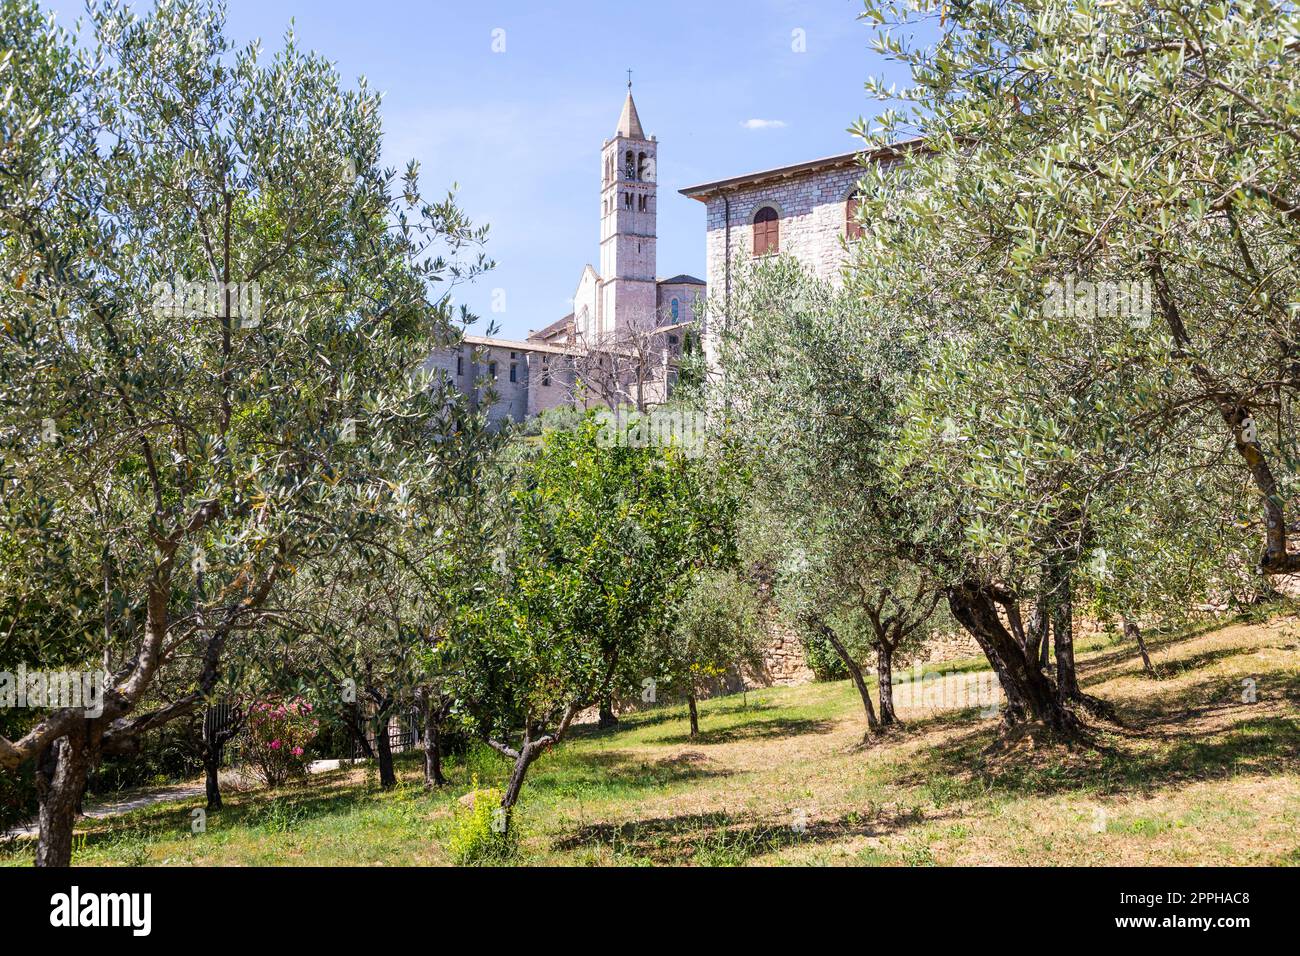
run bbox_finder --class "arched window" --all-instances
[625,150,636,180]
[753,206,780,256]
[670,298,680,320]
[846,190,866,239]
[637,152,648,180]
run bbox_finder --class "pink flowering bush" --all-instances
[246,697,320,787]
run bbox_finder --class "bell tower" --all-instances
[599,75,657,339]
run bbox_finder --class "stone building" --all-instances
[429,84,705,425]
[421,334,580,428]
[679,138,924,363]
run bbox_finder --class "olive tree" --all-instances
[859,0,1300,577]
[645,569,763,738]
[0,0,489,864]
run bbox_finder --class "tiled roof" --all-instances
[528,313,575,341]
[679,137,926,200]
[657,274,706,286]
[462,334,580,357]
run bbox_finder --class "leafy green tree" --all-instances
[645,569,763,738]
[0,0,488,864]
[859,0,1300,571]
[454,412,735,833]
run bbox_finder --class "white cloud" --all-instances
[740,118,787,130]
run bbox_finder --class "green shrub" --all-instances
[800,625,848,681]
[448,784,516,865]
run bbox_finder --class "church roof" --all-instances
[527,313,575,343]
[463,333,580,357]
[679,137,927,199]
[615,90,646,140]
[657,274,706,286]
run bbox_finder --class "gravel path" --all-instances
[3,758,355,840]
[3,784,206,840]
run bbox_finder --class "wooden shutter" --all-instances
[846,194,863,239]
[753,206,779,256]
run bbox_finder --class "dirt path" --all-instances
[3,784,207,840]
[3,758,355,840]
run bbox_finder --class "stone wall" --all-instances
[745,607,815,687]
[701,164,865,289]
[745,614,985,690]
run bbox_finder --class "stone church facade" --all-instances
[427,86,705,424]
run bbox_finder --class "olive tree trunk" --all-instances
[374,714,397,789]
[597,697,619,729]
[687,692,700,738]
[1124,618,1157,678]
[34,728,91,868]
[947,582,1080,735]
[492,705,580,836]
[1050,570,1080,703]
[421,693,446,788]
[203,753,223,812]
[808,616,878,739]
[876,643,898,726]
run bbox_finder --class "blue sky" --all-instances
[47,0,925,339]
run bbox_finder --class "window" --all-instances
[624,192,632,208]
[846,191,865,239]
[668,334,678,345]
[456,355,463,376]
[509,362,517,383]
[541,364,551,387]
[638,194,647,212]
[753,206,779,256]
[637,151,648,180]
[488,360,497,379]
[670,298,680,320]
[625,150,636,180]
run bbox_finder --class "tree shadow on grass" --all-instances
[568,698,780,738]
[653,715,835,746]
[61,771,398,854]
[529,749,733,797]
[895,683,1300,804]
[1120,666,1300,728]
[551,804,951,864]
[1074,626,1262,686]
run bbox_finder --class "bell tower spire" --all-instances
[599,78,657,339]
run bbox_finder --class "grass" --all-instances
[2,610,1298,866]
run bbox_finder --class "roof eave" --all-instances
[678,137,926,201]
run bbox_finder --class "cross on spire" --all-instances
[627,68,633,90]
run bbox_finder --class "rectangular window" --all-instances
[456,355,463,376]
[488,361,497,379]
[542,364,551,386]
[509,363,517,383]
